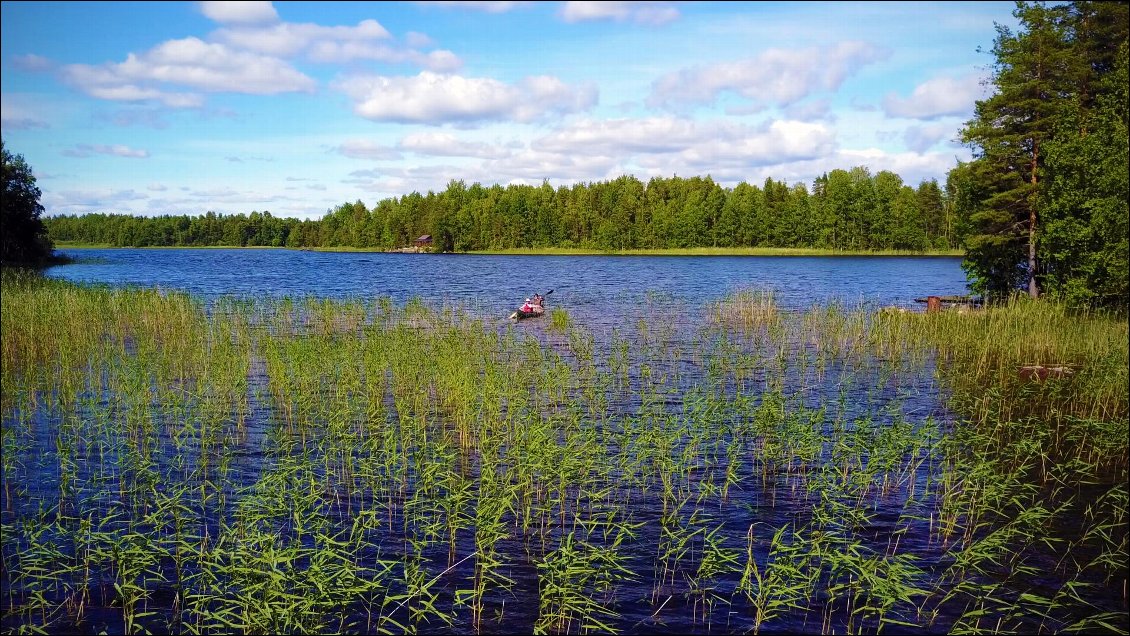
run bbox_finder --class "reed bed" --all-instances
[2,270,1126,635]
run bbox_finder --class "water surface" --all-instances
[48,248,970,320]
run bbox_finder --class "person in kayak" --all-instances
[520,298,534,312]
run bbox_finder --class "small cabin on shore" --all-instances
[414,235,433,249]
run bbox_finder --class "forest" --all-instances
[44,168,960,254]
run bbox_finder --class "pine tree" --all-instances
[960,1,1073,299]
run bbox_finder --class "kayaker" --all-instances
[520,298,534,312]
[532,293,544,307]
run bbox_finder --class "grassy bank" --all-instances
[1,273,1124,635]
[52,241,286,250]
[50,242,964,257]
[468,246,966,257]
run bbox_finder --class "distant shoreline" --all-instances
[52,243,965,257]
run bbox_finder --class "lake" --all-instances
[46,248,971,320]
[10,249,1120,636]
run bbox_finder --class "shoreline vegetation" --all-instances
[1,272,1125,634]
[51,241,965,257]
[42,169,967,256]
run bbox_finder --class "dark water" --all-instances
[20,249,1077,635]
[47,248,970,318]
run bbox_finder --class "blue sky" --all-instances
[1,1,1019,220]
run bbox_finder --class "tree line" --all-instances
[958,0,1127,308]
[44,169,963,253]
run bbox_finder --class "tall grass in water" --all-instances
[872,297,1128,633]
[2,274,1126,635]
[874,297,1128,483]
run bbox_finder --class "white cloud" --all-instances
[833,147,967,186]
[126,186,323,219]
[903,123,959,153]
[336,139,404,160]
[536,117,835,166]
[212,19,389,57]
[538,117,698,154]
[61,37,315,103]
[60,15,458,112]
[649,41,889,109]
[198,1,279,25]
[399,132,512,159]
[558,1,680,25]
[84,83,205,108]
[63,144,150,158]
[310,42,461,71]
[212,19,461,71]
[488,148,619,182]
[404,32,434,48]
[336,112,850,199]
[882,74,986,120]
[334,71,597,124]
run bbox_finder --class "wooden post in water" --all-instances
[926,296,941,314]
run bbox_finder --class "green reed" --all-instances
[2,274,1126,635]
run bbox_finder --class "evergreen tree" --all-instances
[958,0,1128,305]
[960,1,1073,298]
[2,140,55,265]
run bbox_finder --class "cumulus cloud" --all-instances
[338,113,848,198]
[537,116,835,166]
[212,19,388,57]
[334,71,597,124]
[558,1,680,25]
[49,9,462,113]
[404,32,434,48]
[398,132,512,159]
[61,37,315,105]
[198,1,279,25]
[63,144,150,158]
[649,41,889,109]
[834,147,967,186]
[882,74,986,120]
[485,148,619,182]
[211,18,461,70]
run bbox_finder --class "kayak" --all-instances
[510,290,553,321]
[510,306,545,321]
